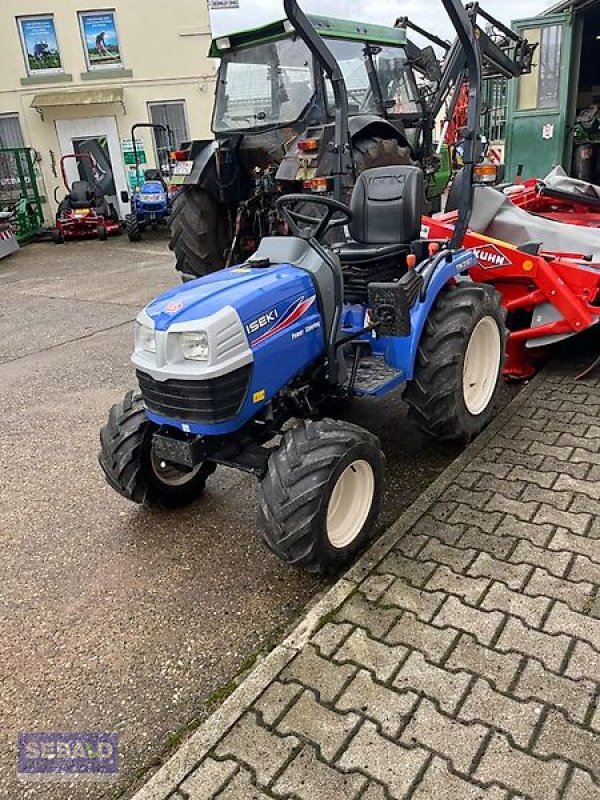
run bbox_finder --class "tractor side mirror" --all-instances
[120,190,129,203]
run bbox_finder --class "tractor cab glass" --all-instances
[213,38,315,132]
[374,46,420,115]
[324,40,420,116]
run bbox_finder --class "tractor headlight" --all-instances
[135,322,156,354]
[180,331,209,361]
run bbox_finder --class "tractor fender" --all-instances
[382,250,477,380]
[181,139,250,206]
[182,140,219,186]
[348,116,411,151]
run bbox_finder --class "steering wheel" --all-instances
[276,194,352,242]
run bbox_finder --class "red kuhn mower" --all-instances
[52,154,121,243]
[507,166,600,229]
[423,169,600,379]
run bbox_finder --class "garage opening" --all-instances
[571,3,600,182]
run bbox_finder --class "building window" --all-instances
[148,102,190,168]
[538,25,563,109]
[17,15,63,76]
[517,24,563,111]
[79,10,123,71]
[0,115,26,149]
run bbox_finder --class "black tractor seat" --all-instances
[68,180,95,209]
[143,169,168,189]
[336,165,425,263]
[334,165,426,302]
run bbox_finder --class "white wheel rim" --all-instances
[150,450,203,487]
[462,316,502,416]
[326,459,375,549]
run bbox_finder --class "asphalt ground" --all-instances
[0,233,517,800]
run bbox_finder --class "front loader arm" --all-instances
[399,4,537,120]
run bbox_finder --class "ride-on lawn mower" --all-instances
[52,154,121,244]
[122,124,176,242]
[99,0,504,574]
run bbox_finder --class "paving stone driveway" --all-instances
[138,360,599,800]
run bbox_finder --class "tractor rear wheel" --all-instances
[99,390,215,509]
[97,224,108,241]
[52,228,64,244]
[404,283,506,443]
[126,213,142,242]
[353,136,415,176]
[169,187,229,279]
[257,419,385,574]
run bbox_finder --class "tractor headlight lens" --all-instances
[180,331,209,361]
[135,322,156,354]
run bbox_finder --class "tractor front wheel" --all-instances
[99,390,215,508]
[404,283,506,443]
[52,228,64,244]
[97,224,108,241]
[125,213,142,242]
[169,186,229,280]
[258,419,385,574]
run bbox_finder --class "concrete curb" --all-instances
[131,369,549,800]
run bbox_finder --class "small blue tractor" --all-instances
[122,124,175,242]
[99,0,506,574]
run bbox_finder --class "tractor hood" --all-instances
[133,261,325,435]
[145,263,315,334]
[139,181,166,195]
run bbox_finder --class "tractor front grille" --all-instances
[137,365,252,424]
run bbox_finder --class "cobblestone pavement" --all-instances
[135,357,599,800]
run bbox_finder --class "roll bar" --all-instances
[130,123,175,184]
[283,0,482,246]
[440,0,482,247]
[59,152,98,192]
[283,0,349,201]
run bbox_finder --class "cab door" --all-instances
[505,12,577,181]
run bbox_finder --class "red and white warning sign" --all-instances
[471,243,512,269]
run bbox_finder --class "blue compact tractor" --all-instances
[99,0,506,574]
[122,124,175,242]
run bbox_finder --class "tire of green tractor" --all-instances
[403,283,507,443]
[125,213,142,242]
[169,186,228,280]
[97,224,108,241]
[98,390,215,509]
[257,418,385,574]
[352,136,415,176]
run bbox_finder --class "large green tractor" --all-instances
[169,9,447,280]
[169,2,534,281]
